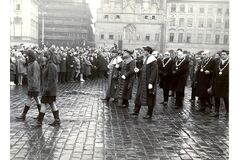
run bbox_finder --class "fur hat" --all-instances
[26,49,36,62]
[143,46,153,54]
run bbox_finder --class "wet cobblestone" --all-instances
[10,79,228,160]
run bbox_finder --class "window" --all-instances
[155,33,160,41]
[225,9,229,16]
[152,16,156,20]
[109,34,114,40]
[170,18,175,26]
[180,5,185,13]
[198,18,204,28]
[145,16,148,19]
[169,33,174,42]
[207,19,213,28]
[171,4,176,12]
[100,34,104,39]
[224,35,229,44]
[104,15,109,19]
[145,34,150,41]
[179,18,184,27]
[116,15,120,19]
[186,33,191,43]
[188,6,193,13]
[206,34,211,43]
[207,8,213,15]
[197,33,203,43]
[217,8,222,16]
[216,18,221,28]
[215,35,220,44]
[187,18,193,27]
[136,33,140,41]
[16,4,21,11]
[225,20,229,29]
[178,33,183,43]
[199,8,205,14]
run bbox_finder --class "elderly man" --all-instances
[195,50,215,112]
[158,51,175,106]
[131,46,158,119]
[171,49,190,109]
[210,50,229,117]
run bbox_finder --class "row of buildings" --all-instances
[10,0,229,53]
[10,0,94,48]
[95,0,229,53]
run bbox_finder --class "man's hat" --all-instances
[143,46,153,54]
[123,49,134,55]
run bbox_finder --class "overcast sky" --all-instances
[86,0,101,23]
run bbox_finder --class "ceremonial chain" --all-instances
[175,58,185,70]
[162,58,171,68]
[200,57,212,72]
[218,59,229,75]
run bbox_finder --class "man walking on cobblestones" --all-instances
[16,49,41,120]
[131,46,158,119]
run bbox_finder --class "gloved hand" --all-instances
[148,84,153,89]
[115,64,119,68]
[121,75,126,80]
[134,67,139,73]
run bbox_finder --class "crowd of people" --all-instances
[11,44,229,127]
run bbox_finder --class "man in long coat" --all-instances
[210,50,229,117]
[195,50,215,112]
[131,46,158,119]
[158,51,174,106]
[171,49,190,109]
[116,49,136,108]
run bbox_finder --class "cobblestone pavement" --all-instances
[10,78,228,160]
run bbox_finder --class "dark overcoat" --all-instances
[171,59,190,92]
[212,60,229,98]
[117,57,135,100]
[195,58,215,97]
[42,61,58,96]
[135,55,158,106]
[158,58,175,89]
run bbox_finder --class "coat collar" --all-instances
[144,55,157,64]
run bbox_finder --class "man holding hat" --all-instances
[116,49,136,108]
[131,46,158,119]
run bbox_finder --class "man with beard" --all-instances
[116,49,136,108]
[210,50,229,117]
[158,51,175,106]
[131,46,158,119]
[195,50,215,112]
[171,49,190,109]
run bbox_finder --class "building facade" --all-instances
[95,0,167,51]
[39,0,94,48]
[10,0,40,47]
[165,0,229,53]
[95,0,229,53]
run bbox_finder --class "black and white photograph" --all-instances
[2,0,239,159]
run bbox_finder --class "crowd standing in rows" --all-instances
[11,44,229,127]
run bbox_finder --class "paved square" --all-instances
[10,79,228,160]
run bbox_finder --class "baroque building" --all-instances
[39,0,94,48]
[95,0,229,53]
[95,0,167,51]
[10,0,40,46]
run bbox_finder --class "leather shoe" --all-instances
[130,112,138,116]
[143,115,151,119]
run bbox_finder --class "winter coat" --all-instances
[42,61,58,96]
[117,57,136,100]
[16,55,26,74]
[135,55,158,106]
[158,58,175,89]
[171,58,190,92]
[74,57,81,73]
[195,58,215,97]
[212,59,229,98]
[27,61,41,92]
[60,53,67,72]
[66,55,75,71]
